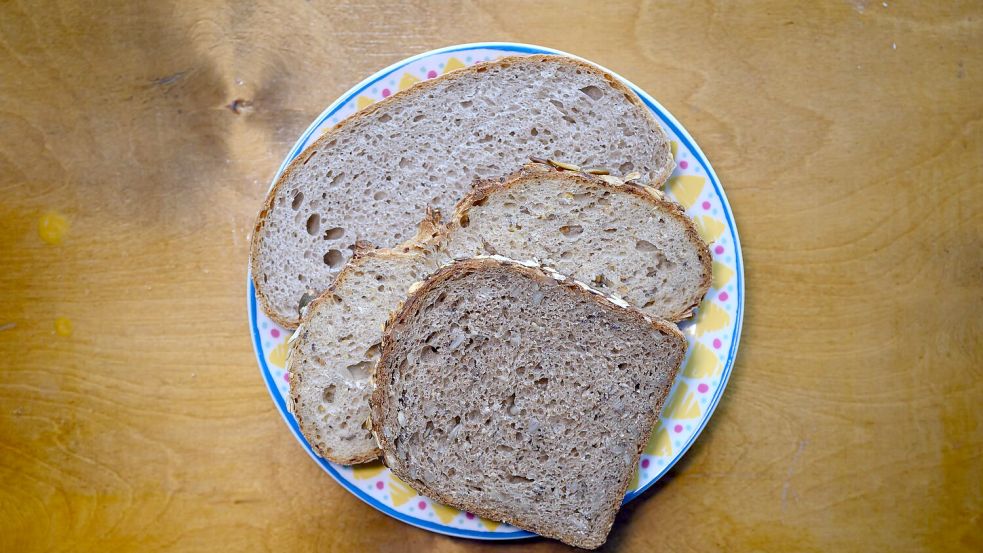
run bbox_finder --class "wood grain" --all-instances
[1,1,980,551]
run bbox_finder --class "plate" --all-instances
[248,42,744,540]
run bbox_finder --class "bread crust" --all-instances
[250,54,675,327]
[370,257,685,548]
[450,166,712,322]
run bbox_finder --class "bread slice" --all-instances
[251,54,675,327]
[445,164,712,321]
[286,214,445,464]
[371,257,686,549]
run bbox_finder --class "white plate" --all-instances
[249,42,744,540]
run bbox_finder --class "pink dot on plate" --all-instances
[641,458,650,468]
[271,328,280,338]
[713,338,722,349]
[382,88,391,97]
[679,160,689,169]
[673,424,683,433]
[698,383,709,393]
[719,291,729,302]
[702,201,711,210]
[375,481,384,490]
[283,372,290,382]
[427,70,437,79]
[714,245,725,255]
[465,512,475,520]
[418,500,427,510]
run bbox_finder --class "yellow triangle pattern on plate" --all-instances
[682,342,721,379]
[399,73,420,91]
[665,175,705,209]
[356,96,375,111]
[663,382,701,420]
[431,501,460,523]
[268,339,289,368]
[479,516,502,531]
[693,301,729,336]
[712,260,734,289]
[695,215,726,243]
[352,461,386,480]
[670,141,678,160]
[443,57,465,73]
[388,475,417,506]
[628,467,640,491]
[645,425,673,457]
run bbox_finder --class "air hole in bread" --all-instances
[322,384,336,403]
[578,85,604,101]
[619,161,634,174]
[324,227,344,240]
[345,360,373,380]
[323,249,343,268]
[306,213,320,235]
[420,345,438,362]
[559,225,583,238]
[378,113,391,123]
[635,239,661,253]
[374,191,388,201]
[291,191,304,210]
[412,114,425,122]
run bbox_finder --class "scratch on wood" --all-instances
[152,71,189,86]
[0,322,15,331]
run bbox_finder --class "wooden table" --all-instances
[1,1,980,551]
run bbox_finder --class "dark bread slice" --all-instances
[371,257,686,548]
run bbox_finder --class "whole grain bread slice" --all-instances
[371,257,686,549]
[251,54,675,327]
[445,164,711,321]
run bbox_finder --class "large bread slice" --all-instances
[286,215,445,464]
[251,54,675,327]
[445,165,712,321]
[371,257,686,549]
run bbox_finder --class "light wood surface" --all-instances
[1,1,980,551]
